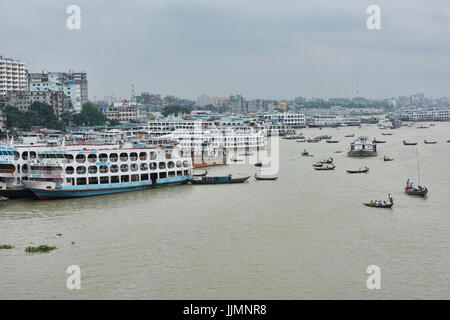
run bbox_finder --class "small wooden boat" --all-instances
[403,141,417,146]
[381,133,393,136]
[254,174,278,181]
[326,140,339,143]
[374,140,386,144]
[424,140,437,144]
[447,139,450,143]
[363,202,393,208]
[384,156,394,161]
[193,170,208,177]
[347,167,369,174]
[344,134,354,138]
[254,162,263,167]
[189,175,250,184]
[301,150,313,157]
[0,196,9,201]
[405,186,428,197]
[314,164,335,171]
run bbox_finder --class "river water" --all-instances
[1,123,449,299]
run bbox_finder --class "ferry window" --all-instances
[131,174,139,182]
[110,153,118,162]
[88,177,98,185]
[88,154,97,163]
[177,170,182,176]
[22,152,29,160]
[99,165,108,174]
[100,177,109,184]
[110,165,119,173]
[76,178,87,185]
[176,161,182,168]
[159,172,167,179]
[99,153,108,162]
[120,164,129,172]
[88,166,98,174]
[120,153,128,162]
[139,163,148,171]
[168,171,175,177]
[139,152,147,161]
[22,164,28,173]
[150,162,157,170]
[183,160,189,168]
[168,161,175,169]
[121,175,129,183]
[141,174,149,181]
[111,176,119,183]
[130,152,138,161]
[66,166,74,174]
[130,163,138,172]
[150,152,157,160]
[76,154,86,163]
[184,170,189,176]
[159,162,166,170]
[30,152,36,159]
[76,166,87,174]
[14,151,19,160]
[65,154,74,163]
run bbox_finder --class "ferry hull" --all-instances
[0,189,35,199]
[347,150,378,157]
[30,179,190,200]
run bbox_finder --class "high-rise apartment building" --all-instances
[0,55,28,96]
[28,70,88,112]
[197,94,210,108]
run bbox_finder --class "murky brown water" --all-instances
[1,123,449,299]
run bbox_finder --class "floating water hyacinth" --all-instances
[25,245,57,253]
[0,244,14,250]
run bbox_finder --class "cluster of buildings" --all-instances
[0,54,88,128]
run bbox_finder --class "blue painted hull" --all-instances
[31,176,191,199]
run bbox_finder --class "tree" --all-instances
[73,102,106,126]
[108,119,120,126]
[162,105,192,117]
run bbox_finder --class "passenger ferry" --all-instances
[159,127,267,151]
[0,144,48,198]
[23,143,193,199]
[347,136,378,157]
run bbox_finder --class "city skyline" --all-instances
[1,0,450,100]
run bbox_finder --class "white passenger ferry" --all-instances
[161,127,267,150]
[0,143,51,198]
[23,143,193,199]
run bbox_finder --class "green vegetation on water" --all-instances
[0,244,14,250]
[25,245,57,253]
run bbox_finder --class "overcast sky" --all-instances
[1,0,449,100]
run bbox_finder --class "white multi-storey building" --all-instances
[28,70,88,113]
[0,55,28,96]
[197,94,210,108]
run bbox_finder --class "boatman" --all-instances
[388,193,394,204]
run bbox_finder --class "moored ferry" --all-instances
[24,143,193,199]
[0,144,43,198]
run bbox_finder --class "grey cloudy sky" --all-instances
[1,0,449,100]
